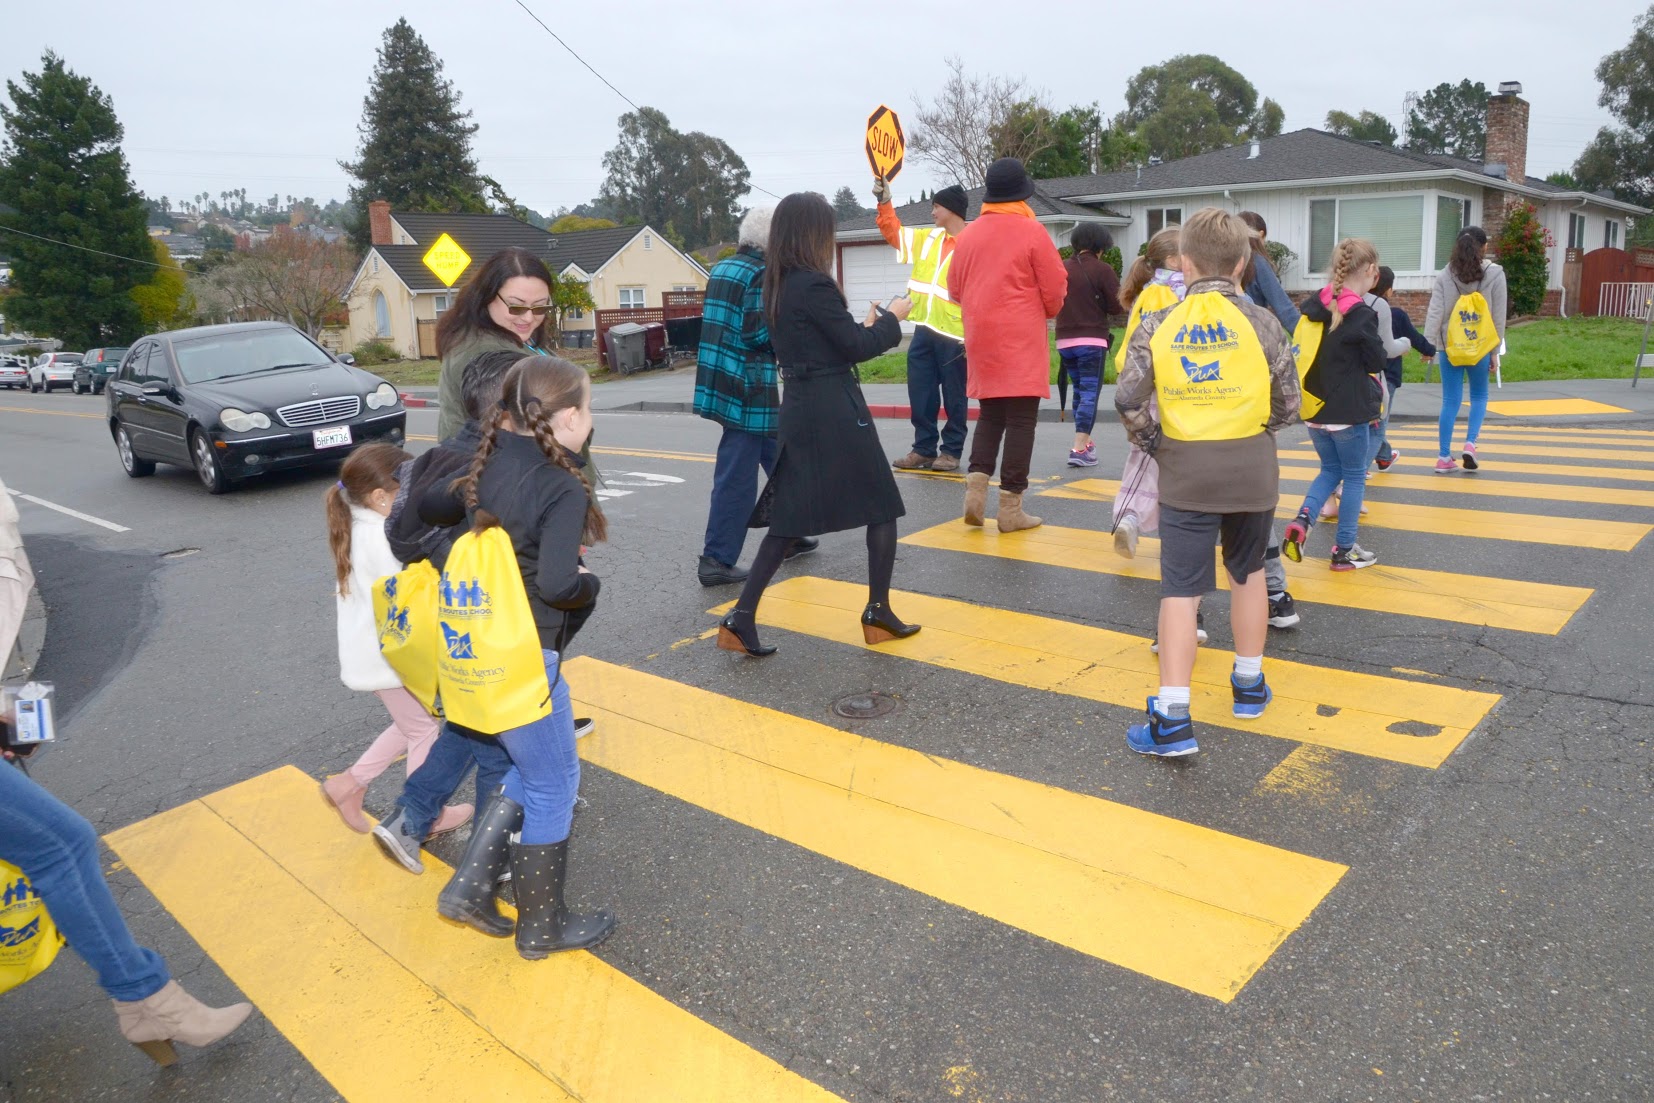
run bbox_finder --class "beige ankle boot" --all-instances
[320,774,369,832]
[114,980,254,1066]
[963,472,990,526]
[996,490,1042,532]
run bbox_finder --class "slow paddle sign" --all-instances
[865,105,905,182]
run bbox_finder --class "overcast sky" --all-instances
[2,0,1646,216]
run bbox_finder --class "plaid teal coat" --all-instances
[693,247,778,435]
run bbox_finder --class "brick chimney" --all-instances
[368,200,392,246]
[1484,84,1528,186]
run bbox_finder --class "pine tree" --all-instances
[341,18,488,248]
[0,52,153,346]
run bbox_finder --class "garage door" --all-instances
[840,242,913,333]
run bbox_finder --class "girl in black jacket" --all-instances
[423,355,614,960]
[1281,239,1386,571]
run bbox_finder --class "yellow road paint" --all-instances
[1255,746,1340,803]
[1285,452,1654,486]
[567,658,1346,1002]
[1482,398,1631,417]
[106,797,569,1102]
[593,445,716,463]
[717,577,1500,769]
[900,521,1590,634]
[109,767,844,1103]
[1386,425,1654,444]
[1271,468,1654,509]
[1040,479,1650,551]
[0,404,102,420]
[1375,432,1654,461]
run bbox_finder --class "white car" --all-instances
[29,352,82,393]
[0,357,27,389]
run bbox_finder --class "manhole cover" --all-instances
[159,547,200,559]
[831,692,899,720]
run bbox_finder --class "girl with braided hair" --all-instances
[419,355,615,959]
[1280,239,1386,571]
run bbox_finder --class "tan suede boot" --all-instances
[996,490,1042,532]
[320,774,369,833]
[963,472,990,526]
[115,980,254,1066]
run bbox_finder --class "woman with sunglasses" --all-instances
[434,248,560,442]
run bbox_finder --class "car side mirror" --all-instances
[338,353,356,366]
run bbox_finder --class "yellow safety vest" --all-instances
[894,226,964,339]
[1149,291,1271,442]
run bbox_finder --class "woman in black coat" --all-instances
[718,191,918,657]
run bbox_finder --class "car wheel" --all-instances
[71,379,81,395]
[190,428,231,494]
[115,424,155,478]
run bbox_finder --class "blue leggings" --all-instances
[1437,352,1492,457]
[496,650,580,845]
[1059,347,1106,435]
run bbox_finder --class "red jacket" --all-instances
[947,206,1068,399]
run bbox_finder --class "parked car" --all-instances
[0,356,26,389]
[73,347,130,394]
[29,352,83,392]
[106,321,405,494]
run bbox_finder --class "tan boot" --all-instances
[114,980,254,1066]
[320,773,369,833]
[996,490,1042,533]
[963,472,990,526]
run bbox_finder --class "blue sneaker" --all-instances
[1231,672,1272,719]
[1067,443,1098,467]
[1125,696,1199,757]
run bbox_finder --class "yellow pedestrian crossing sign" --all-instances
[422,232,471,287]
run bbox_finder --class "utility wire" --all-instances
[508,0,784,202]
[0,224,170,268]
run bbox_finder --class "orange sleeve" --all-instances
[1032,230,1069,318]
[875,202,903,251]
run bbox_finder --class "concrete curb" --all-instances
[400,393,434,409]
[5,586,46,681]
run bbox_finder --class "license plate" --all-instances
[313,425,353,449]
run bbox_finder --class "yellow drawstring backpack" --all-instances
[1289,314,1327,421]
[1115,282,1182,377]
[1444,289,1500,366]
[0,858,63,995]
[1148,290,1272,441]
[435,527,551,734]
[373,560,442,715]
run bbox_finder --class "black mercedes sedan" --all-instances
[106,321,406,493]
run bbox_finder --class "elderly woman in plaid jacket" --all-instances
[694,206,818,585]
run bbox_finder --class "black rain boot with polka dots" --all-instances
[510,839,616,960]
[436,794,522,938]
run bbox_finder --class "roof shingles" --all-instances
[376,212,649,289]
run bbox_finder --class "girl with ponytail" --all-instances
[322,443,474,836]
[423,355,615,960]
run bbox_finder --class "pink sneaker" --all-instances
[1462,441,1479,472]
[1434,457,1458,474]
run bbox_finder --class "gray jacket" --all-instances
[1423,261,1508,353]
[1363,293,1412,359]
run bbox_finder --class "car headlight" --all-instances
[365,382,400,410]
[219,407,271,432]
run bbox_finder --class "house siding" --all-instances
[346,262,419,359]
[571,235,707,333]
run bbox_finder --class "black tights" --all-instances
[731,521,898,622]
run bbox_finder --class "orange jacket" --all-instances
[947,204,1067,399]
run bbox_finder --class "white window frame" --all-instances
[671,284,699,292]
[618,286,647,309]
[1567,212,1587,250]
[1432,195,1473,270]
[373,290,391,338]
[642,232,653,250]
[1146,207,1183,237]
[1306,189,1437,277]
[432,293,451,316]
[1605,220,1620,249]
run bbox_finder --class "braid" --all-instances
[1326,243,1353,332]
[524,402,608,545]
[452,409,506,531]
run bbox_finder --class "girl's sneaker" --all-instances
[1281,510,1311,563]
[1331,544,1377,571]
[1067,443,1098,467]
[1375,447,1399,471]
[1113,513,1140,559]
[1462,441,1479,472]
[1434,456,1458,474]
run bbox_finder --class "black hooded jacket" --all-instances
[1299,293,1384,425]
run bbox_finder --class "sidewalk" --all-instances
[401,370,1654,425]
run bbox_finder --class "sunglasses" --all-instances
[496,296,552,317]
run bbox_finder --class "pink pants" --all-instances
[347,686,440,786]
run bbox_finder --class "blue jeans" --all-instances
[1370,382,1396,466]
[907,326,968,458]
[1300,424,1372,550]
[1059,347,1106,435]
[497,651,580,846]
[1438,352,1492,457]
[0,763,169,1001]
[394,721,514,838]
[702,426,778,567]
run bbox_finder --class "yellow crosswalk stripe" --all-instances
[1381,429,1654,457]
[567,658,1346,1003]
[1387,424,1654,443]
[717,577,1499,769]
[1039,478,1651,551]
[107,767,844,1103]
[1480,398,1630,417]
[1271,467,1654,508]
[900,521,1591,634]
[1308,438,1654,464]
[1284,452,1654,486]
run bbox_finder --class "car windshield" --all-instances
[172,329,333,384]
[98,348,129,364]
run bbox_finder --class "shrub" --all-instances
[1495,202,1553,316]
[350,339,399,366]
[1104,245,1124,277]
[1264,240,1298,282]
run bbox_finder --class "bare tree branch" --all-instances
[190,231,357,336]
[908,57,1049,189]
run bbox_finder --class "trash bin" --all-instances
[640,322,668,367]
[664,315,702,354]
[606,323,649,374]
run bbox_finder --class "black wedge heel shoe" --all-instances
[717,611,777,656]
[862,602,920,645]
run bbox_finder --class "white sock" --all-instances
[1157,686,1191,712]
[1233,654,1263,681]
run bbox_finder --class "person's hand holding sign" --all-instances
[871,175,892,206]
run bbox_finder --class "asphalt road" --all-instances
[0,385,1650,1102]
